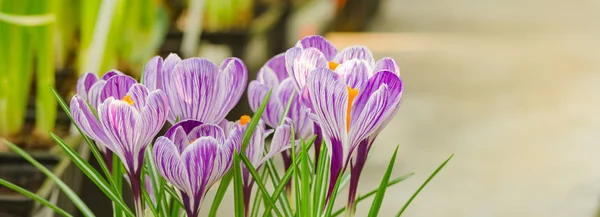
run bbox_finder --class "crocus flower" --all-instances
[247,54,313,176]
[70,75,169,215]
[75,70,123,168]
[143,54,248,124]
[302,55,403,208]
[153,120,242,217]
[221,115,292,216]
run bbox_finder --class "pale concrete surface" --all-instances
[341,0,600,216]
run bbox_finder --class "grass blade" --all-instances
[242,89,272,151]
[262,155,303,216]
[368,145,400,217]
[300,139,311,216]
[330,173,414,217]
[323,165,345,217]
[208,173,232,217]
[232,153,245,217]
[48,133,134,217]
[239,154,283,217]
[396,154,453,217]
[2,139,96,217]
[0,178,72,217]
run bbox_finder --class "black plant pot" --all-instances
[0,153,59,217]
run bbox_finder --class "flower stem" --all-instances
[129,173,144,216]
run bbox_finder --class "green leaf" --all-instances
[2,139,96,217]
[232,153,245,217]
[368,145,400,217]
[323,164,345,217]
[47,134,134,217]
[239,154,283,217]
[330,173,414,217]
[312,141,328,216]
[264,158,293,216]
[396,154,453,217]
[208,173,232,217]
[262,154,304,216]
[241,89,272,151]
[300,139,311,216]
[0,178,72,217]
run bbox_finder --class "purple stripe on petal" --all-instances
[295,35,338,61]
[168,58,220,123]
[262,120,293,164]
[291,48,328,91]
[126,84,150,111]
[333,46,375,67]
[187,124,226,144]
[101,70,124,80]
[76,73,98,101]
[153,137,191,193]
[257,67,281,87]
[248,81,282,128]
[87,81,107,108]
[143,56,163,90]
[374,57,400,76]
[165,119,204,139]
[264,53,288,81]
[163,53,182,75]
[183,137,218,194]
[98,98,137,173]
[70,96,112,147]
[100,75,137,102]
[217,58,248,121]
[351,71,403,119]
[334,59,370,89]
[285,47,303,91]
[136,90,169,149]
[171,126,191,153]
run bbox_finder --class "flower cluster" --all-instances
[69,35,403,217]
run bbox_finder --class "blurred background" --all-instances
[2,0,600,216]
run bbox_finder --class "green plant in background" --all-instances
[0,0,56,142]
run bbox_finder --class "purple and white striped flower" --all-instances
[75,70,123,168]
[153,120,242,217]
[143,54,248,124]
[70,75,169,215]
[247,54,314,178]
[298,45,403,207]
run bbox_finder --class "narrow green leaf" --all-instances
[232,153,245,217]
[208,173,232,217]
[0,178,72,217]
[323,165,345,217]
[264,159,293,216]
[262,155,304,216]
[330,173,414,217]
[312,142,328,216]
[2,139,96,217]
[251,169,269,217]
[242,89,272,151]
[396,154,453,217]
[112,156,124,217]
[300,139,311,216]
[163,185,184,206]
[368,145,400,217]
[239,154,283,217]
[47,134,134,217]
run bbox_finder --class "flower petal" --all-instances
[126,84,150,111]
[248,81,282,128]
[153,136,191,193]
[349,71,403,150]
[87,81,107,108]
[277,78,313,138]
[217,58,248,121]
[76,72,98,101]
[136,90,169,150]
[264,53,288,82]
[182,137,219,194]
[143,56,163,90]
[187,124,226,144]
[100,75,137,103]
[334,59,371,89]
[98,98,138,173]
[306,68,349,163]
[295,35,338,61]
[257,67,281,87]
[262,120,293,164]
[374,57,400,76]
[101,70,123,80]
[351,71,403,120]
[290,48,328,91]
[168,58,220,123]
[70,95,111,147]
[333,46,375,67]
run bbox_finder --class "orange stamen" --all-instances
[122,95,134,105]
[346,86,359,132]
[240,115,251,126]
[328,61,339,70]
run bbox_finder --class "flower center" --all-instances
[346,86,359,132]
[240,115,251,126]
[122,95,134,105]
[328,61,339,70]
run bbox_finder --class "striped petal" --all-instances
[306,68,349,163]
[165,119,204,139]
[290,48,328,91]
[278,78,313,139]
[264,53,289,82]
[217,58,248,121]
[182,137,219,195]
[349,71,403,150]
[187,124,226,144]
[70,95,111,147]
[262,119,293,164]
[295,35,338,61]
[153,136,191,194]
[135,89,169,151]
[168,58,220,123]
[76,72,98,101]
[125,84,150,111]
[101,70,123,80]
[100,75,137,103]
[98,98,138,173]
[333,46,375,67]
[248,81,282,128]
[334,59,371,89]
[143,56,163,90]
[374,57,400,76]
[87,81,107,108]
[257,67,281,87]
